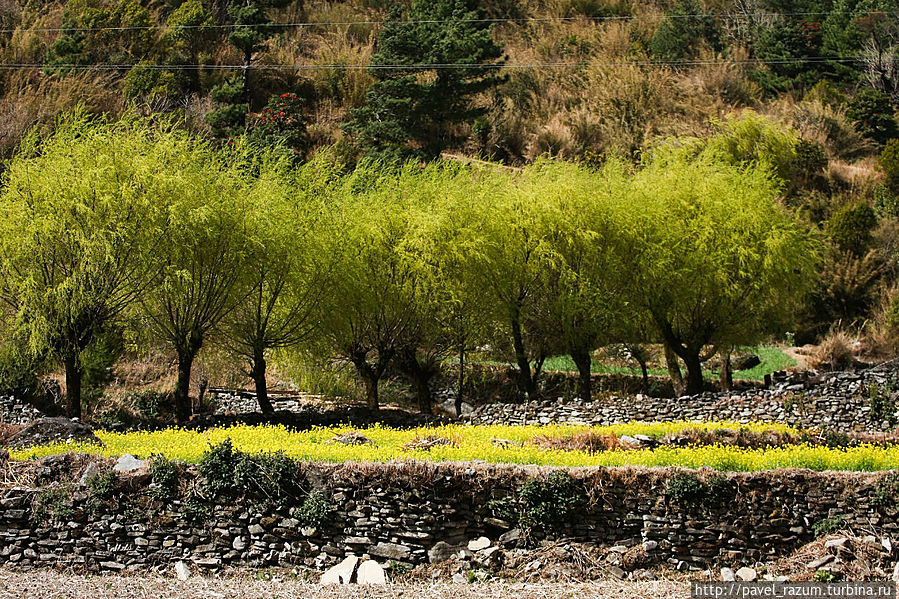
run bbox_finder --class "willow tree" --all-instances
[0,114,169,418]
[625,151,820,396]
[455,166,566,400]
[223,150,337,413]
[520,160,631,402]
[315,162,421,410]
[140,140,254,420]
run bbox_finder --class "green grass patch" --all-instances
[540,345,796,381]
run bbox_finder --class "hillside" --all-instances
[0,0,894,161]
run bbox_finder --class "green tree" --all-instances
[0,115,168,417]
[624,152,820,395]
[165,0,215,93]
[139,140,254,420]
[344,0,504,160]
[847,87,899,145]
[648,0,720,61]
[520,160,631,402]
[315,162,422,410]
[205,0,290,138]
[46,0,153,74]
[223,149,335,412]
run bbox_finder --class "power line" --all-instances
[0,57,865,71]
[0,11,851,35]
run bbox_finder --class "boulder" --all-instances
[357,560,387,585]
[174,561,191,581]
[736,567,757,581]
[468,537,491,551]
[428,541,458,564]
[6,417,101,449]
[321,555,359,585]
[113,454,147,474]
[369,542,411,561]
[78,462,103,485]
[732,354,762,371]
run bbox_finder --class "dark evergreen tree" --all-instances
[344,0,505,160]
[205,0,291,138]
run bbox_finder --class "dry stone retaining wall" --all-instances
[0,461,897,573]
[469,368,899,432]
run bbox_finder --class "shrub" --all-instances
[666,471,736,509]
[290,491,334,529]
[86,470,119,501]
[518,470,587,533]
[0,342,41,400]
[847,88,899,146]
[813,515,845,537]
[31,485,74,524]
[873,473,899,507]
[149,454,180,501]
[826,202,878,257]
[198,438,301,507]
[881,139,899,196]
[868,383,897,424]
[807,328,859,371]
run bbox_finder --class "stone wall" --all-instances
[0,396,43,425]
[469,367,899,432]
[1,460,897,573]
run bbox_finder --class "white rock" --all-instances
[468,537,491,552]
[883,538,893,553]
[320,555,359,585]
[642,540,658,551]
[893,561,899,583]
[736,567,757,581]
[825,537,848,551]
[356,560,387,585]
[174,561,191,581]
[720,567,735,581]
[113,454,147,473]
[78,462,102,485]
[452,573,467,584]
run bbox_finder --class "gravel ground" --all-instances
[0,569,690,599]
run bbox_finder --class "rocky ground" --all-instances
[0,569,688,599]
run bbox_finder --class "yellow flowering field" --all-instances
[8,421,899,472]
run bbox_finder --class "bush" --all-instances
[31,485,74,524]
[0,342,41,400]
[873,473,899,507]
[290,491,334,529]
[826,202,878,257]
[813,515,845,537]
[666,471,736,509]
[518,470,587,533]
[198,438,301,507]
[149,454,180,501]
[807,328,859,371]
[881,139,899,197]
[847,88,899,146]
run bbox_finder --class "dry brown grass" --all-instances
[807,327,862,371]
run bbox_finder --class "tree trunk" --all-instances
[510,313,536,398]
[569,348,592,402]
[251,349,273,414]
[174,350,196,421]
[639,360,650,391]
[719,349,733,391]
[361,374,379,410]
[681,349,704,396]
[63,354,83,420]
[664,343,685,396]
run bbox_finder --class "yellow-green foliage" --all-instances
[11,421,899,472]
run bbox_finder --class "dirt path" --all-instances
[0,568,690,599]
